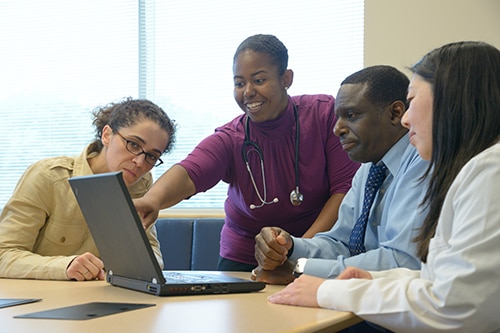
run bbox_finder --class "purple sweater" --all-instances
[179,95,359,265]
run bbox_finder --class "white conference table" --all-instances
[0,272,361,333]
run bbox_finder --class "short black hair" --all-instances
[233,34,288,75]
[341,65,409,108]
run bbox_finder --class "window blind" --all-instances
[0,0,364,210]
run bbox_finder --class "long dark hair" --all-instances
[412,41,500,262]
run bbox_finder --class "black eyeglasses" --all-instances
[115,131,163,167]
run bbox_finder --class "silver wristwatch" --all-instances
[293,258,308,277]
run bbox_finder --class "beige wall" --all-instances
[364,0,500,75]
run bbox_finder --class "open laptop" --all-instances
[68,171,265,296]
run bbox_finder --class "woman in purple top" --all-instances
[136,34,359,271]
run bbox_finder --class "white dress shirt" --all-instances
[317,142,500,333]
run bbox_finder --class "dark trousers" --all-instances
[339,321,394,333]
[217,256,255,272]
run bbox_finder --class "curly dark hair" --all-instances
[91,97,177,155]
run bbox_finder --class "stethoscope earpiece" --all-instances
[250,197,279,210]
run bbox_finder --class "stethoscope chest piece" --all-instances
[290,187,304,206]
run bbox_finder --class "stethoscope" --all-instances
[241,104,303,209]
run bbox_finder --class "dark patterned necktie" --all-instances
[348,163,388,256]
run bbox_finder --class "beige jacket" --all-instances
[0,144,163,280]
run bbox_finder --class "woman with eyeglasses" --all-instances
[0,97,176,281]
[135,34,359,272]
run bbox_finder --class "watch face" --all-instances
[293,258,307,277]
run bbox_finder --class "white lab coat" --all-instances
[317,142,500,333]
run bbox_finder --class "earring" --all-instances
[284,86,288,90]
